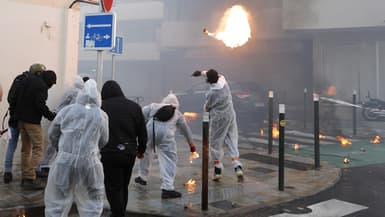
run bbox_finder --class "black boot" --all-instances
[134,176,147,186]
[161,189,182,199]
[21,178,45,190]
[3,172,12,184]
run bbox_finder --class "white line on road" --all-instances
[270,199,368,217]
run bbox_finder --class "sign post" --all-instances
[110,36,123,80]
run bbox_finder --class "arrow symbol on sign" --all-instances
[87,24,112,29]
[103,34,110,39]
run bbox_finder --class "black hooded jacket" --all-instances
[101,80,147,155]
[14,72,56,124]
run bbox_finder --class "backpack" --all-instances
[153,105,176,122]
[7,71,30,108]
[152,105,176,152]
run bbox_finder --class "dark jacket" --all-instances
[7,71,33,127]
[14,73,55,124]
[101,80,147,155]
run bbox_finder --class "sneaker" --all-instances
[212,167,222,182]
[134,176,147,186]
[161,189,182,199]
[235,166,244,181]
[3,172,12,184]
[21,179,45,190]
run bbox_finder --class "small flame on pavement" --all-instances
[272,123,279,138]
[370,135,381,144]
[189,151,200,163]
[343,157,350,164]
[184,179,196,193]
[336,135,352,147]
[293,143,300,151]
[319,133,326,139]
[203,5,251,48]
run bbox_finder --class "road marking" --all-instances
[271,199,368,217]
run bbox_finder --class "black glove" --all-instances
[192,70,202,77]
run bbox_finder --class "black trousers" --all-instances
[101,152,136,217]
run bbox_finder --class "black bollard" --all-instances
[201,111,209,211]
[314,94,320,168]
[268,91,274,154]
[353,90,357,135]
[304,88,307,129]
[278,104,285,191]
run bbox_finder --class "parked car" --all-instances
[175,81,267,132]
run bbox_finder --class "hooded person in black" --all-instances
[16,69,57,189]
[100,80,147,217]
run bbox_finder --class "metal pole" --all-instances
[201,111,209,211]
[353,90,357,135]
[278,104,285,191]
[304,88,307,129]
[96,50,104,91]
[111,54,116,80]
[268,91,274,154]
[314,94,320,168]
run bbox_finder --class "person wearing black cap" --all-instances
[15,69,57,190]
[192,69,244,182]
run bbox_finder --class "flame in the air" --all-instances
[204,5,251,48]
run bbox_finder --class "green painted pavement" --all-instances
[287,140,385,168]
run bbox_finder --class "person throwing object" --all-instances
[192,69,244,182]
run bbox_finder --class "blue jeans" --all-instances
[4,127,20,173]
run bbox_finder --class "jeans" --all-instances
[4,127,20,173]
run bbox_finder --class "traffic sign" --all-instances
[111,36,123,55]
[101,0,113,12]
[83,13,116,50]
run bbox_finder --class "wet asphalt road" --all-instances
[240,163,385,217]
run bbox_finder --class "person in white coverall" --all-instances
[134,93,196,199]
[44,79,109,217]
[192,69,243,181]
[37,75,85,176]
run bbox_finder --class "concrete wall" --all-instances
[283,0,385,30]
[0,0,81,133]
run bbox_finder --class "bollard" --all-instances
[268,91,274,154]
[201,111,209,211]
[304,88,307,129]
[314,94,320,168]
[353,90,357,135]
[278,104,285,191]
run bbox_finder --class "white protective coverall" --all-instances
[137,93,194,190]
[204,72,242,170]
[44,79,109,217]
[40,75,85,167]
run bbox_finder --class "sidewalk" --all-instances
[0,133,341,217]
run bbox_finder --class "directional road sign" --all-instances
[83,13,116,50]
[111,36,123,55]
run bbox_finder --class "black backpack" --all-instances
[153,105,175,122]
[152,105,176,152]
[8,71,30,108]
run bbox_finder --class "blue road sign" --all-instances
[83,13,116,50]
[111,36,123,55]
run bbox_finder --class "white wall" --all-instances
[283,0,385,29]
[0,0,80,127]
